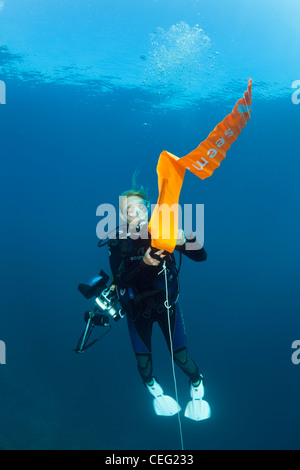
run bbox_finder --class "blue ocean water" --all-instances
[0,0,300,450]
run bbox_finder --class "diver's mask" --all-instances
[122,198,150,222]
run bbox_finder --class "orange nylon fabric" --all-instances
[149,78,252,253]
[148,151,186,253]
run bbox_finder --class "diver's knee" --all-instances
[136,353,153,383]
[173,347,188,366]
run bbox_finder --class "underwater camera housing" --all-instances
[78,270,124,322]
[75,270,124,354]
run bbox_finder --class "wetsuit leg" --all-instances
[158,303,201,384]
[126,313,154,384]
[126,304,201,386]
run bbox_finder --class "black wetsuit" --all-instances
[108,230,207,385]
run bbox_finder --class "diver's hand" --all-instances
[143,248,166,266]
[176,229,186,246]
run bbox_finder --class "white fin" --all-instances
[147,379,181,417]
[184,383,211,421]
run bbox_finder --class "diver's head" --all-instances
[119,189,150,227]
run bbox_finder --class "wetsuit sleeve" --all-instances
[175,235,207,262]
[108,240,148,288]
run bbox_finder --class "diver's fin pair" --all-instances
[146,379,181,416]
[184,380,211,421]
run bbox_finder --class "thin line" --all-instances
[163,262,184,451]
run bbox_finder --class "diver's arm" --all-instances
[175,234,207,262]
[117,259,151,288]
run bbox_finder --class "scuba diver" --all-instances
[107,187,211,420]
[76,80,253,423]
